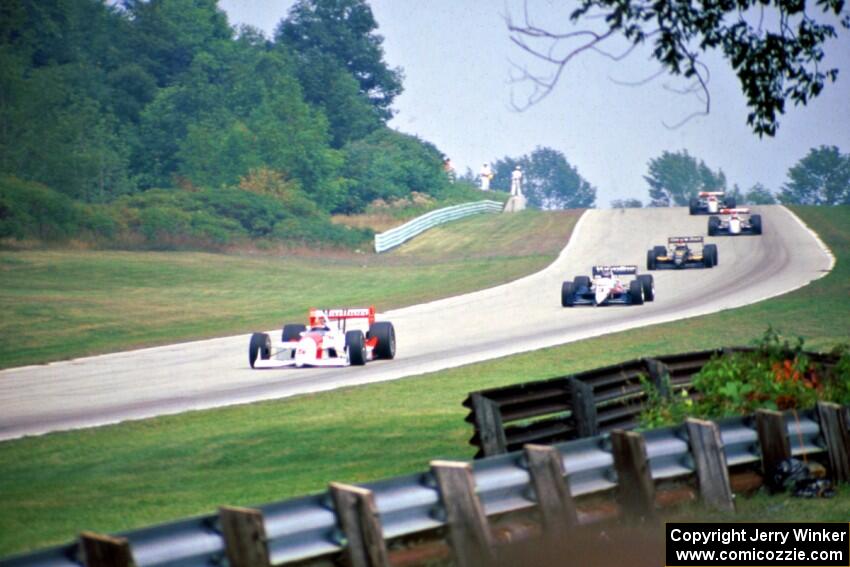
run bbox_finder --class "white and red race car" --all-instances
[249,306,396,369]
[708,208,763,236]
[689,191,736,214]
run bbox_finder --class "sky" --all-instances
[219,0,850,207]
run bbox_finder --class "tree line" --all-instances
[0,0,460,248]
[610,146,850,208]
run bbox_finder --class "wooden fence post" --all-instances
[431,460,494,567]
[644,359,671,399]
[329,483,390,567]
[569,378,598,437]
[816,402,850,483]
[755,409,791,482]
[79,532,134,567]
[524,444,578,535]
[611,430,656,521]
[686,418,735,512]
[219,506,271,567]
[469,393,508,456]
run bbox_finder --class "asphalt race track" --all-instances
[0,206,834,440]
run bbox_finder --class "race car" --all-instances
[248,306,396,369]
[707,208,762,236]
[647,236,718,269]
[689,191,736,215]
[561,265,655,307]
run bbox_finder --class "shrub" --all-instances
[638,327,850,428]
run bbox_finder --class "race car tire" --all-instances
[703,244,718,267]
[751,214,763,235]
[573,275,591,291]
[369,321,396,359]
[629,279,644,305]
[725,197,737,209]
[346,330,367,365]
[282,324,306,342]
[708,216,720,236]
[249,332,271,368]
[638,274,655,301]
[646,249,656,270]
[689,197,699,215]
[561,281,575,307]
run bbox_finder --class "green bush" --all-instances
[0,175,82,240]
[638,327,850,428]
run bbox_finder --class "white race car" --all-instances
[249,306,396,368]
[689,191,736,214]
[708,208,763,236]
[561,265,655,307]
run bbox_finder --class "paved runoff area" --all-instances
[0,206,833,440]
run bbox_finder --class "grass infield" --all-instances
[0,210,578,369]
[0,206,848,556]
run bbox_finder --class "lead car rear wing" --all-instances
[309,306,375,327]
[698,191,725,197]
[668,236,703,245]
[592,265,638,276]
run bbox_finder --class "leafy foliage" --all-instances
[276,0,403,120]
[491,147,596,209]
[638,327,850,428]
[780,146,850,205]
[741,183,778,205]
[0,0,452,247]
[645,150,726,206]
[512,0,849,136]
[339,129,450,213]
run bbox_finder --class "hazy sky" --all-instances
[220,0,850,207]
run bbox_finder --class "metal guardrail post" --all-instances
[816,402,850,483]
[79,532,133,567]
[329,483,390,567]
[685,418,735,512]
[219,506,271,567]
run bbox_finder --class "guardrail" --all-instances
[463,347,842,458]
[373,200,504,253]
[5,404,849,567]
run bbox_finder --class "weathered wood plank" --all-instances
[816,402,850,483]
[469,393,508,457]
[524,444,578,535]
[755,409,791,483]
[329,483,390,567]
[611,430,656,520]
[686,418,735,512]
[431,460,494,567]
[219,506,270,567]
[79,532,134,567]
[569,378,598,437]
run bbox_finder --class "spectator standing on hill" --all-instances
[479,163,493,190]
[443,156,456,182]
[511,165,523,196]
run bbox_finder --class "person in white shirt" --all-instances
[479,163,493,190]
[510,165,523,196]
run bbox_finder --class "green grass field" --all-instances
[0,206,848,557]
[0,210,577,368]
